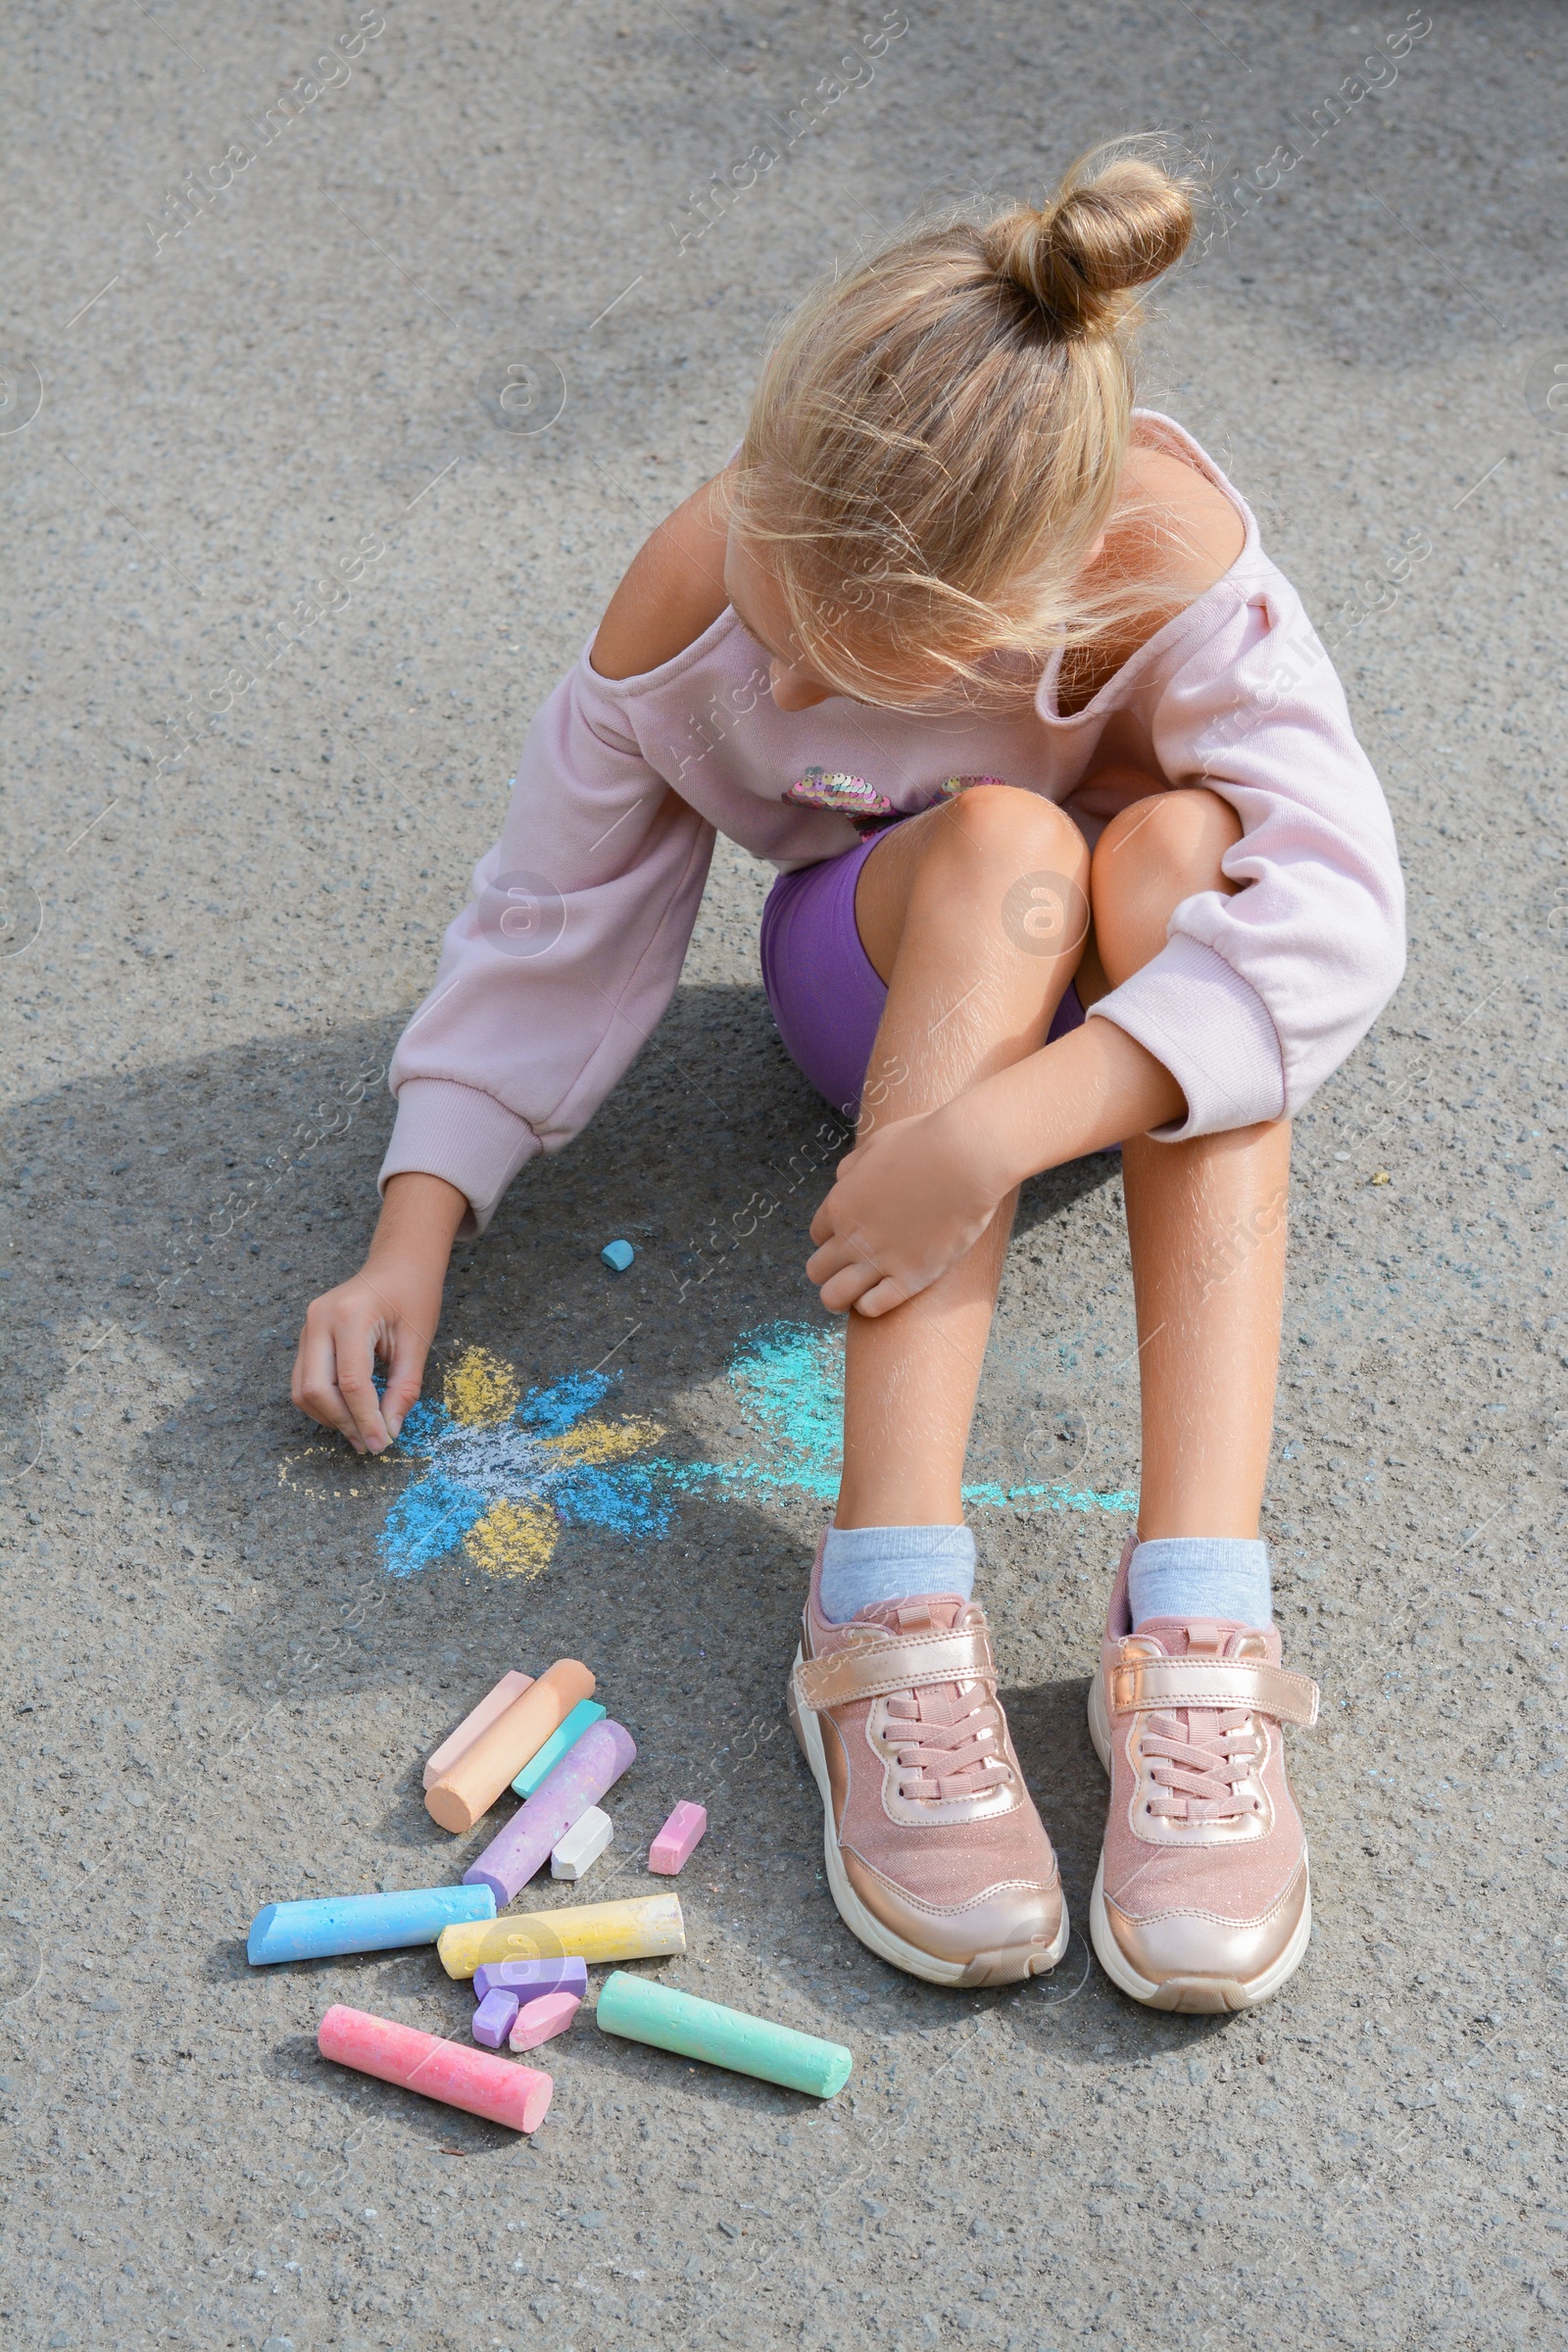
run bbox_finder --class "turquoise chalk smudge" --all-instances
[651,1321,1136,1518]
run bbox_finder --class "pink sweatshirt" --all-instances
[382,414,1404,1231]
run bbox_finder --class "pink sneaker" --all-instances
[787,1533,1068,1988]
[1088,1538,1321,2014]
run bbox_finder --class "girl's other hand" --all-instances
[806,1106,1007,1316]
[290,1171,467,1453]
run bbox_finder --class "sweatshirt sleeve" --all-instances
[1087,578,1405,1139]
[380,657,717,1232]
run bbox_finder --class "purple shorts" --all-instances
[759,828,1086,1119]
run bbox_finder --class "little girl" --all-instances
[294,150,1403,2012]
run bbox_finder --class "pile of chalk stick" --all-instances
[248,1656,853,2132]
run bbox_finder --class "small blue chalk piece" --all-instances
[601,1239,635,1273]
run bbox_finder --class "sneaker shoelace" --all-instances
[883,1681,1009,1802]
[1142,1705,1264,1824]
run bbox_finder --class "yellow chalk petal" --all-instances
[444,1345,522,1428]
[465,1497,559,1580]
[541,1413,663,1467]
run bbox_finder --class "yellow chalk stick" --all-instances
[437,1891,686,1979]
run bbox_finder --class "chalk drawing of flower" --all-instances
[379,1347,668,1581]
[377,1323,1133,1581]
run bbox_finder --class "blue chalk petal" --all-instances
[521,1369,614,1438]
[377,1468,489,1577]
[552,1461,672,1538]
[395,1396,452,1451]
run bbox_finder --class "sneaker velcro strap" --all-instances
[1108,1655,1320,1727]
[796,1624,995,1712]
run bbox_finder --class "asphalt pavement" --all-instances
[3,3,1567,2346]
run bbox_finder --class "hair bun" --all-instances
[984,153,1194,336]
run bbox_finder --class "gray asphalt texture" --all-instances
[4,3,1567,2347]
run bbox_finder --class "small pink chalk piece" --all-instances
[648,1800,708,1876]
[472,1987,520,2049]
[509,1990,581,2052]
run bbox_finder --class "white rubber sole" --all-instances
[1086,1668,1311,2014]
[788,1650,1071,1990]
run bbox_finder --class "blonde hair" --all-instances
[729,146,1197,709]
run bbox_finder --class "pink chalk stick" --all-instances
[472,1988,520,2048]
[509,1990,581,2052]
[423,1671,533,1789]
[318,2004,551,2133]
[648,1800,709,1875]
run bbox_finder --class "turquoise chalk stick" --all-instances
[595,1971,853,2099]
[511,1699,607,1798]
[247,1885,496,1966]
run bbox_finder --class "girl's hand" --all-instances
[291,1259,442,1453]
[290,1172,467,1452]
[806,1106,1007,1316]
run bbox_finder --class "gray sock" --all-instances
[1128,1536,1272,1631]
[818,1523,976,1625]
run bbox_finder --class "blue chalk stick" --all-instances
[247,1885,496,1966]
[510,1699,608,1798]
[601,1239,635,1272]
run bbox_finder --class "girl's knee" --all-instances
[929,782,1088,881]
[1090,787,1242,986]
[1096,785,1240,886]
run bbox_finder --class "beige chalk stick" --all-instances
[422,1670,534,1789]
[437,1892,686,1978]
[424,1659,596,1833]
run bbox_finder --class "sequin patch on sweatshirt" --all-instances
[783,768,896,818]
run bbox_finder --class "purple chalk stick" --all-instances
[463,1719,637,1907]
[472,1987,520,2048]
[473,1956,590,2003]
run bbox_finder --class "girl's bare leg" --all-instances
[836,788,1090,1528]
[1118,1126,1289,1536]
[1086,789,1290,1539]
[836,778,1289,1540]
[1084,794,1306,2020]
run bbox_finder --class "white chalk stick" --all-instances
[550,1804,613,1882]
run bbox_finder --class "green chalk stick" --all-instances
[511,1699,607,1798]
[595,1970,852,2099]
